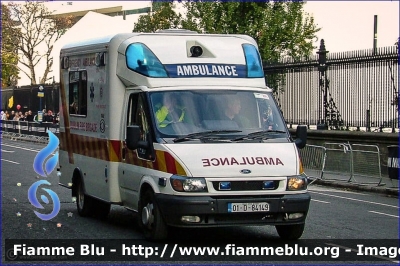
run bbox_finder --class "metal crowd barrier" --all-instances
[0,120,59,143]
[350,144,383,186]
[299,144,326,184]
[323,142,354,182]
[301,142,384,186]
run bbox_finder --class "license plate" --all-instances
[228,202,269,213]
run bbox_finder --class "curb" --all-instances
[310,179,399,197]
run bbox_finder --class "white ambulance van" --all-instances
[58,30,309,240]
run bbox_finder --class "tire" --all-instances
[75,179,94,217]
[275,223,305,240]
[139,189,168,241]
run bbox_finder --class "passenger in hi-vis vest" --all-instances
[155,93,187,128]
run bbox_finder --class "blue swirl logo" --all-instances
[33,131,59,177]
[29,131,61,221]
[28,180,60,221]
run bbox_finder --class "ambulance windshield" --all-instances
[150,90,287,140]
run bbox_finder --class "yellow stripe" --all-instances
[108,141,119,162]
[175,160,186,176]
[156,150,167,172]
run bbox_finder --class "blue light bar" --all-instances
[126,43,168,78]
[242,44,264,78]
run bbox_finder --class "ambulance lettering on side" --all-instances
[166,64,244,77]
[58,30,309,242]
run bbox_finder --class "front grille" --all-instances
[212,180,280,191]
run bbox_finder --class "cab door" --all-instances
[118,92,155,210]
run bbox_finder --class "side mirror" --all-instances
[126,125,149,150]
[295,125,307,149]
[126,125,141,150]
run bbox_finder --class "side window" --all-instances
[69,71,87,116]
[136,97,150,145]
[127,93,152,160]
[127,93,139,126]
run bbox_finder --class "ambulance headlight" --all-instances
[170,175,207,192]
[286,175,307,191]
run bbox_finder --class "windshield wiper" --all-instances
[173,130,242,143]
[232,130,287,141]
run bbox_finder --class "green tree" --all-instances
[7,1,75,85]
[132,1,320,91]
[182,1,320,91]
[133,1,182,33]
[1,4,20,87]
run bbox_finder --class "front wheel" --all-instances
[139,189,168,241]
[75,179,94,217]
[275,223,305,240]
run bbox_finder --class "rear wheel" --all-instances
[139,189,168,240]
[75,179,94,217]
[275,223,305,240]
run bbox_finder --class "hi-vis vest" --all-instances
[156,106,186,127]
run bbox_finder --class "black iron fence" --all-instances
[1,83,60,115]
[2,42,398,132]
[264,40,399,132]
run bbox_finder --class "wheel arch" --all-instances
[139,175,160,195]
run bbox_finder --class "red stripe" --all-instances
[87,135,94,157]
[152,155,159,171]
[99,139,107,161]
[110,140,121,161]
[164,152,177,174]
[77,135,83,155]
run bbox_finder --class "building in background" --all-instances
[16,1,152,86]
[46,1,151,20]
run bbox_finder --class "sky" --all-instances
[42,0,399,53]
[303,1,399,53]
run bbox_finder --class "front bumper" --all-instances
[155,193,311,227]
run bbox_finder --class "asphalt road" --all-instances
[1,138,399,265]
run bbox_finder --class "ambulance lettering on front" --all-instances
[202,157,284,167]
[165,64,246,78]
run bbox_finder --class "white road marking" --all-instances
[310,191,399,209]
[1,143,41,153]
[309,186,366,195]
[311,199,330,204]
[368,210,399,218]
[1,159,20,164]
[1,149,15,153]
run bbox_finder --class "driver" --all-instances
[155,93,187,128]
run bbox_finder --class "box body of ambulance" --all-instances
[59,30,309,240]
